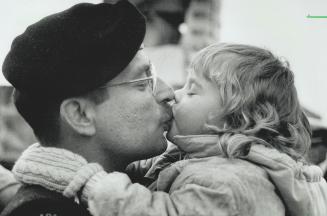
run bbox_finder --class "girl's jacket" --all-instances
[89,135,327,216]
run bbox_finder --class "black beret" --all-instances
[2,0,145,100]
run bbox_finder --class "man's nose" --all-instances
[154,78,175,104]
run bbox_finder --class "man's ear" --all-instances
[60,98,96,136]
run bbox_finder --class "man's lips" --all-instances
[163,118,173,131]
[162,108,174,131]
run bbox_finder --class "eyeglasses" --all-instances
[102,63,157,93]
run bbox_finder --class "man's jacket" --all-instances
[1,185,91,216]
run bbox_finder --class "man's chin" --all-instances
[166,130,175,143]
[161,135,168,148]
[153,134,168,156]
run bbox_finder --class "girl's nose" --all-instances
[174,89,183,103]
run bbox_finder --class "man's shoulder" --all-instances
[1,185,91,216]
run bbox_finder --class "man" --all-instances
[1,1,174,215]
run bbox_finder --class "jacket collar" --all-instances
[171,135,221,159]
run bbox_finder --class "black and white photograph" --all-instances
[0,0,326,215]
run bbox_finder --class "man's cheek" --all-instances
[129,102,158,125]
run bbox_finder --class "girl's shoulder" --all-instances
[160,156,270,192]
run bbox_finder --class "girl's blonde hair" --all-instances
[191,43,311,161]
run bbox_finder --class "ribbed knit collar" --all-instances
[12,143,88,194]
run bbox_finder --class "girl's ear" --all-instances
[60,98,96,136]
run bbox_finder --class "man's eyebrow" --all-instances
[132,61,151,79]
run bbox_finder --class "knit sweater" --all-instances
[12,143,106,203]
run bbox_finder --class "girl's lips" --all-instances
[162,103,175,131]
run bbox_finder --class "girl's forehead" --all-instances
[187,68,202,79]
[190,62,215,81]
[187,67,210,84]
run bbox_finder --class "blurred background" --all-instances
[0,0,327,178]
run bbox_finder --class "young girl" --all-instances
[86,43,327,216]
[13,43,327,216]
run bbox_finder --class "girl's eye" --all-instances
[187,92,196,96]
[187,85,197,96]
